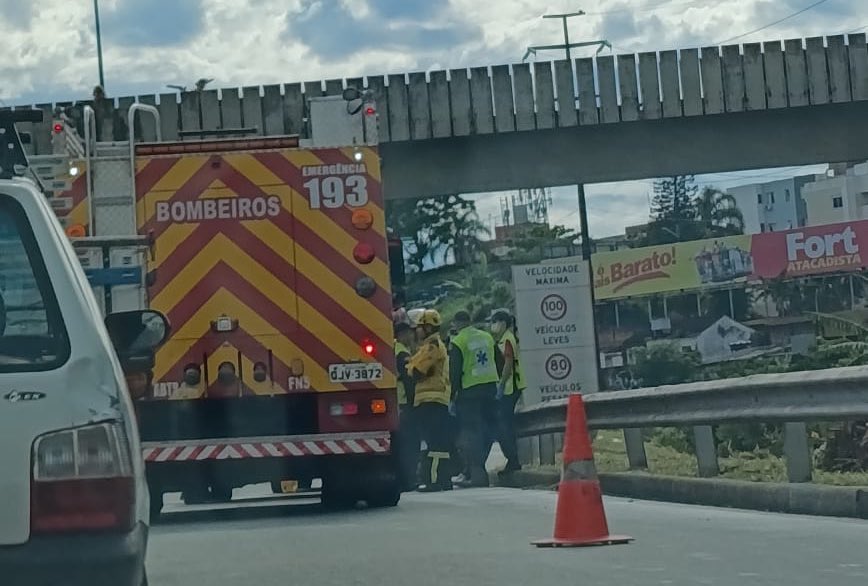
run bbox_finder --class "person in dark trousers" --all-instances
[406,309,453,492]
[394,321,418,491]
[490,308,526,475]
[449,310,499,488]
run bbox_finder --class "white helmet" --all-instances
[406,308,426,328]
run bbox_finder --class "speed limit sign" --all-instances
[540,294,567,321]
[545,353,572,381]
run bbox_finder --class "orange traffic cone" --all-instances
[533,393,633,548]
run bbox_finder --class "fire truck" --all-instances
[35,89,403,517]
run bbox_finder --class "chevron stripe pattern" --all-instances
[141,432,391,462]
[135,146,395,398]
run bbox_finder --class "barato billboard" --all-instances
[592,220,867,301]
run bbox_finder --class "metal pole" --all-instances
[578,183,602,392]
[578,184,592,261]
[93,0,105,89]
[562,17,571,61]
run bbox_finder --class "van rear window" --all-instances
[0,195,69,371]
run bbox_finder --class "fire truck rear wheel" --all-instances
[363,458,401,508]
[210,484,233,502]
[320,484,358,510]
[366,479,400,508]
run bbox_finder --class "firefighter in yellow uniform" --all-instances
[406,309,453,492]
[490,308,526,475]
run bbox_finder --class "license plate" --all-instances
[328,362,384,383]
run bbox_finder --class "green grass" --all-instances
[588,430,868,487]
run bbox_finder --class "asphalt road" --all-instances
[147,486,868,586]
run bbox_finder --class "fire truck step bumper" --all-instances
[141,431,391,462]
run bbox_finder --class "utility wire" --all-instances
[584,0,711,16]
[716,0,832,45]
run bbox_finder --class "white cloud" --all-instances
[3,0,863,233]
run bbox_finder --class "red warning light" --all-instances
[363,342,375,356]
[364,106,376,116]
[52,123,63,134]
[353,242,375,264]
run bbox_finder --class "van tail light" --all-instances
[31,422,135,534]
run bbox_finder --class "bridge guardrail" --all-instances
[514,365,868,483]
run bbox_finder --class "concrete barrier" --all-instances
[498,468,868,520]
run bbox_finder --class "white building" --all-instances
[640,316,758,365]
[727,176,813,234]
[802,162,868,226]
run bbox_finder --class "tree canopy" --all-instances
[386,194,489,272]
[640,176,745,246]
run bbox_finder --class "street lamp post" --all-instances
[93,0,105,89]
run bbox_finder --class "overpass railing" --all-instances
[15,34,868,156]
[515,365,868,483]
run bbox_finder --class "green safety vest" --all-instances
[498,329,526,396]
[451,327,499,390]
[395,340,410,406]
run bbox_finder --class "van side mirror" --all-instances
[104,310,170,372]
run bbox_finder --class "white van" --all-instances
[0,113,166,586]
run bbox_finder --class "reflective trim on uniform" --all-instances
[498,330,526,396]
[561,459,598,482]
[428,451,451,484]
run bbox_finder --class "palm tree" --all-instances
[693,187,745,236]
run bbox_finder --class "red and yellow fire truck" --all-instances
[37,92,403,516]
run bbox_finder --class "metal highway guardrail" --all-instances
[515,365,868,483]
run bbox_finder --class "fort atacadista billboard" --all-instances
[592,220,868,301]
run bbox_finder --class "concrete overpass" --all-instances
[17,34,868,197]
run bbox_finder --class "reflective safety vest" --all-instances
[395,340,411,406]
[407,333,450,407]
[498,329,526,396]
[451,326,499,390]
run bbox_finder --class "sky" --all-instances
[1,0,865,237]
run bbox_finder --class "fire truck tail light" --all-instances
[329,401,359,416]
[362,341,375,356]
[370,399,387,414]
[353,243,375,264]
[351,209,373,230]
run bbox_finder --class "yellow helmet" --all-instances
[417,309,442,327]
